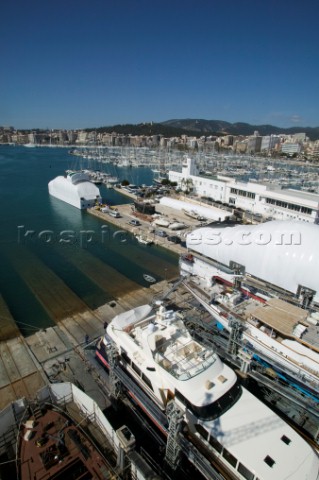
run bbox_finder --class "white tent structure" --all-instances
[186,220,319,302]
[48,171,101,209]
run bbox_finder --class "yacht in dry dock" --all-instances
[96,303,319,480]
[180,220,319,398]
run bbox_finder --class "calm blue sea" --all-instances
[0,146,178,335]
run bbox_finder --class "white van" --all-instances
[108,210,120,218]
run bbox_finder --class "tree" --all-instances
[160,178,170,186]
[180,177,193,194]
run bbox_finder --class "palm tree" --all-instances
[180,177,193,194]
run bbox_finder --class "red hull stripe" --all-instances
[96,350,110,368]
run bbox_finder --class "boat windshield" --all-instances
[176,378,242,420]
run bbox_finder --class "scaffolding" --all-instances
[227,318,243,357]
[164,400,183,470]
[107,345,122,401]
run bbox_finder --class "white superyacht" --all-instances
[96,303,319,480]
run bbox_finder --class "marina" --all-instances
[1,145,319,479]
[69,145,319,193]
[3,0,319,477]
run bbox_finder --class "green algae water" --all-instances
[0,146,178,335]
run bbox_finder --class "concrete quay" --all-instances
[86,195,205,255]
[0,278,174,411]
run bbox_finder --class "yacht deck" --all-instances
[153,328,216,380]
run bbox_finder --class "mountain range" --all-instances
[161,119,319,140]
[88,119,319,141]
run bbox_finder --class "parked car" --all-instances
[129,219,141,226]
[167,235,181,244]
[154,229,167,237]
[108,210,120,218]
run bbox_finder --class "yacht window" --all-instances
[121,350,130,365]
[208,435,222,453]
[176,380,242,421]
[146,367,156,371]
[238,462,254,480]
[195,424,208,441]
[141,373,153,391]
[175,389,187,406]
[132,363,141,377]
[264,456,275,468]
[281,435,291,445]
[223,448,237,468]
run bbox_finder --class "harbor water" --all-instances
[0,146,178,335]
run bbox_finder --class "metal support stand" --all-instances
[297,285,315,309]
[164,400,183,470]
[238,348,253,375]
[227,319,243,358]
[116,426,136,476]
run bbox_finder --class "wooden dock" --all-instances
[0,295,20,340]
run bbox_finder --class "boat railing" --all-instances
[156,338,215,380]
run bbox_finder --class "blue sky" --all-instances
[1,0,319,130]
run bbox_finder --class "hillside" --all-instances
[85,119,319,140]
[161,119,319,140]
[85,123,202,138]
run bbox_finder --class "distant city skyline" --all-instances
[2,0,319,130]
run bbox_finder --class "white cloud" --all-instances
[290,114,302,123]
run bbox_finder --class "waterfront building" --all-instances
[222,135,234,146]
[234,140,248,154]
[168,157,319,222]
[76,130,88,144]
[261,135,281,153]
[293,132,307,142]
[247,135,262,153]
[281,142,302,155]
